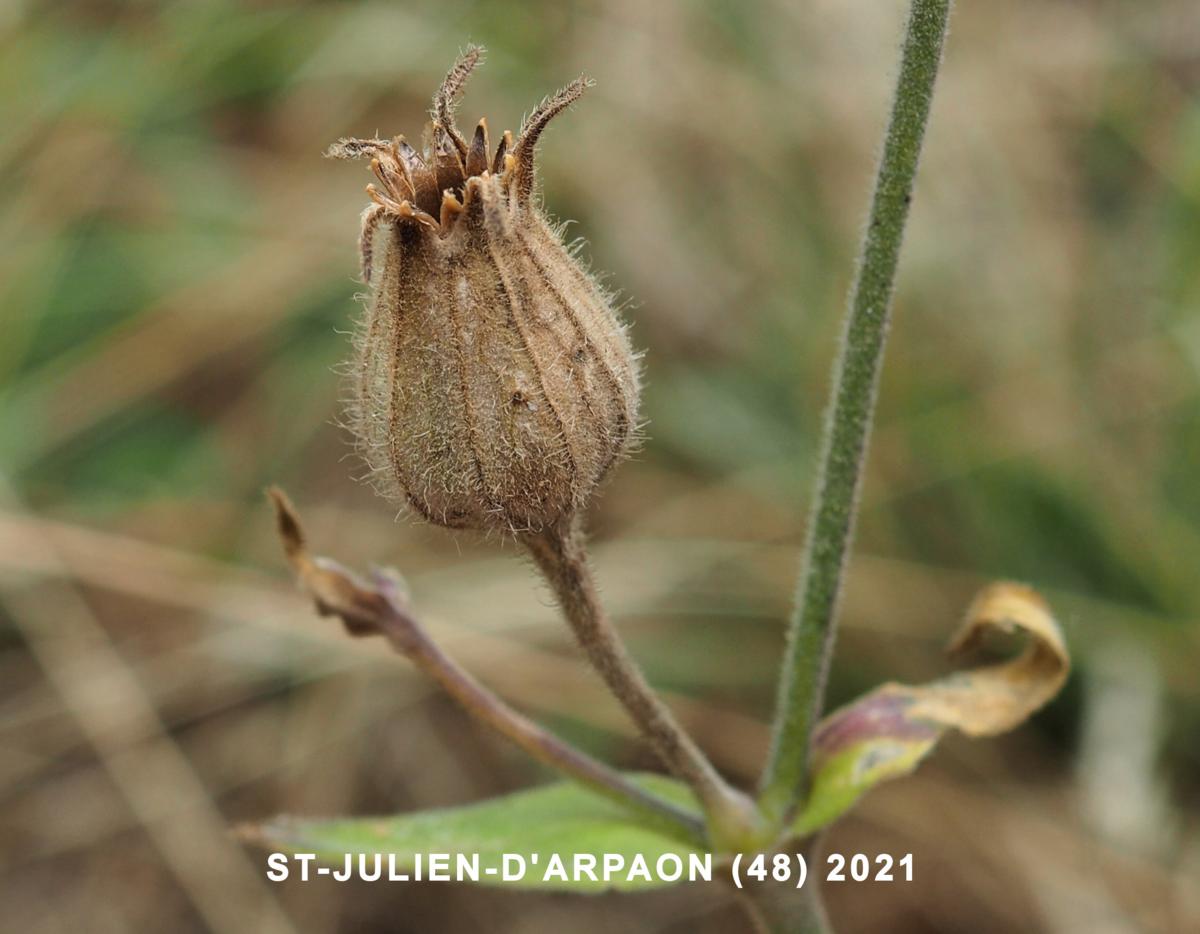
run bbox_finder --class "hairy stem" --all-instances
[737,838,830,934]
[522,518,765,851]
[268,488,705,846]
[378,583,705,843]
[760,0,953,822]
[742,887,830,934]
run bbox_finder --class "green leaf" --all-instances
[248,774,705,893]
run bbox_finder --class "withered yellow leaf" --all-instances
[795,582,1070,836]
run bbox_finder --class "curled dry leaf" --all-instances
[794,582,1070,836]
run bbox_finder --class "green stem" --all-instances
[743,887,830,934]
[738,839,831,933]
[759,0,953,823]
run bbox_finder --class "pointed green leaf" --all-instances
[247,775,706,893]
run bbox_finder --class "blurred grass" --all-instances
[1,1,1199,932]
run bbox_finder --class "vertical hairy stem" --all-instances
[760,0,953,823]
[743,888,830,934]
[523,519,766,851]
[738,838,830,933]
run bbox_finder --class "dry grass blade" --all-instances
[0,478,297,934]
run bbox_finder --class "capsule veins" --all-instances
[336,48,640,534]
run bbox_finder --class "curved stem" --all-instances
[522,518,765,851]
[759,0,953,823]
[268,488,705,846]
[381,583,706,844]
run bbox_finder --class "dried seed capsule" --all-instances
[328,47,641,534]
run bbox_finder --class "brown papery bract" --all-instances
[328,47,641,534]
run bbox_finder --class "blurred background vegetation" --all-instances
[2,0,1198,931]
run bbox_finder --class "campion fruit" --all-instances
[328,47,640,535]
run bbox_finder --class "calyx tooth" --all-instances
[434,131,466,195]
[492,129,513,176]
[440,190,464,230]
[466,118,490,177]
[398,137,440,215]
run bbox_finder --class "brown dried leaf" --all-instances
[267,487,396,637]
